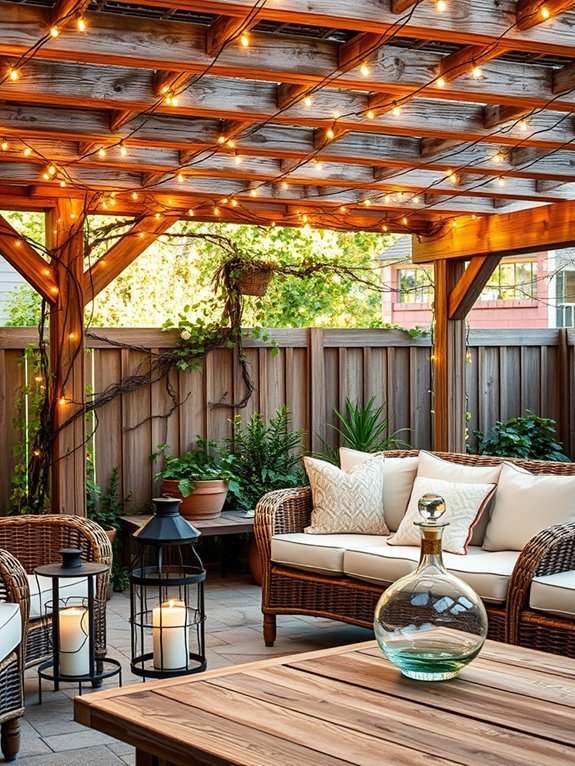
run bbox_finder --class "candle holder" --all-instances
[130,496,206,679]
[35,549,122,701]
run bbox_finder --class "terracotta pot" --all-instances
[237,270,273,297]
[161,479,228,521]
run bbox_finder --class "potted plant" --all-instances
[87,467,131,544]
[154,438,240,521]
[215,252,278,297]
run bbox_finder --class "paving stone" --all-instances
[17,745,125,765]
[43,729,118,751]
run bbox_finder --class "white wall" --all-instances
[0,256,25,323]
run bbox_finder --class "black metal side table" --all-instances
[35,549,122,701]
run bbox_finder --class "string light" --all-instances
[234,153,242,164]
[364,199,372,207]
[249,188,257,197]
[49,26,59,38]
[59,180,66,187]
[493,151,505,163]
[214,206,220,216]
[131,191,138,200]
[436,76,446,88]
[360,62,370,77]
[1,140,7,151]
[313,159,323,171]
[326,128,335,140]
[471,66,482,79]
[226,139,235,148]
[23,147,31,157]
[366,110,375,120]
[240,33,250,47]
[332,110,341,119]
[392,104,401,116]
[218,135,226,144]
[187,208,194,216]
[58,396,66,406]
[303,95,313,107]
[7,67,19,81]
[413,196,420,204]
[165,93,179,106]
[231,199,238,207]
[435,0,447,11]
[382,224,388,232]
[518,119,528,131]
[281,181,288,189]
[47,165,56,176]
[540,6,551,20]
[77,18,87,32]
[402,216,409,225]
[447,169,458,184]
[339,206,347,213]
[177,173,185,183]
[98,147,107,158]
[497,176,506,186]
[119,143,128,156]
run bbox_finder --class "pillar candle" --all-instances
[152,600,189,671]
[59,606,90,677]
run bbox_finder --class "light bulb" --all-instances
[366,109,375,120]
[382,224,388,231]
[402,216,409,225]
[48,165,56,176]
[518,119,528,131]
[360,62,370,77]
[497,176,506,186]
[326,128,335,140]
[177,173,184,183]
[472,66,482,78]
[1,140,7,151]
[231,199,238,207]
[226,140,235,148]
[98,147,106,158]
[240,33,249,47]
[250,188,257,197]
[541,6,551,19]
[50,26,59,38]
[282,181,288,189]
[77,18,86,32]
[364,198,372,207]
[392,105,401,116]
[303,95,312,107]
[218,135,226,144]
[188,208,194,216]
[8,67,19,81]
[413,196,420,204]
[437,76,446,88]
[332,110,341,119]
[435,0,447,11]
[214,206,220,216]
[131,191,138,200]
[23,147,31,157]
[119,144,127,156]
[234,154,242,164]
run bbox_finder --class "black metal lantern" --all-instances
[35,549,122,701]
[130,496,206,679]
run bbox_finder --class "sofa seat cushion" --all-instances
[28,574,88,620]
[343,545,520,603]
[271,533,388,576]
[0,603,21,661]
[529,570,575,619]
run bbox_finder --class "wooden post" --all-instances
[47,199,87,515]
[433,260,466,453]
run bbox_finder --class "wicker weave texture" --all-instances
[0,515,112,667]
[256,450,575,655]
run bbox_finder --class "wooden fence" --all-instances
[0,326,572,513]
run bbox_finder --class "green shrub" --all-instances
[227,407,306,511]
[474,411,569,462]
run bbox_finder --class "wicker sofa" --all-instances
[0,515,112,669]
[255,451,575,657]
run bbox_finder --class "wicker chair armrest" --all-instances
[0,548,30,671]
[506,521,575,644]
[254,486,312,558]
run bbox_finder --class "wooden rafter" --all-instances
[205,14,257,57]
[84,215,175,302]
[50,0,89,25]
[0,212,58,301]
[516,0,575,30]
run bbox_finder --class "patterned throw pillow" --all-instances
[387,476,496,555]
[303,455,388,535]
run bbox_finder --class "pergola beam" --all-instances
[412,199,575,262]
[84,215,175,302]
[516,0,575,30]
[0,212,58,301]
[448,255,502,320]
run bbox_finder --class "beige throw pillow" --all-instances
[483,463,575,551]
[417,451,503,546]
[304,455,388,535]
[388,476,496,555]
[339,448,418,532]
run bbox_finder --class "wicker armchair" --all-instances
[0,515,113,668]
[0,548,29,761]
[255,450,575,654]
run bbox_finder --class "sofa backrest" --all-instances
[383,450,575,476]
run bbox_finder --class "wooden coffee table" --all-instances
[75,640,575,765]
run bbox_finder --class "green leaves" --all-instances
[475,411,569,462]
[154,437,240,497]
[329,397,410,454]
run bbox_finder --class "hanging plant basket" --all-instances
[237,269,274,297]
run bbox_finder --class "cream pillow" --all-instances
[417,451,503,546]
[388,476,496,555]
[483,463,575,551]
[304,455,388,535]
[339,448,418,532]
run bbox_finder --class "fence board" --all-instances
[0,327,572,515]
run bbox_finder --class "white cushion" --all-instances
[417,451,503,546]
[271,533,388,575]
[304,455,388,535]
[529,570,575,619]
[0,603,22,662]
[388,476,496,554]
[28,574,88,620]
[343,545,520,603]
[339,448,418,532]
[483,463,575,551]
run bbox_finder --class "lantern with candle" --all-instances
[130,496,206,678]
[35,549,121,700]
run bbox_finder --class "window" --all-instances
[397,268,433,304]
[480,260,537,300]
[556,270,575,328]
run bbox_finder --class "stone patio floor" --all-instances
[19,574,371,765]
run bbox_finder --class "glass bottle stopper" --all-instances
[417,494,446,523]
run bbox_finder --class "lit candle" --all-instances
[152,600,189,670]
[59,606,90,677]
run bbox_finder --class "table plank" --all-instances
[85,689,351,766]
[120,512,254,537]
[292,652,575,747]
[157,681,461,766]
[207,666,573,766]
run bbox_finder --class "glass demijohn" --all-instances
[374,493,488,681]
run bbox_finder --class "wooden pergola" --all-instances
[1,0,575,514]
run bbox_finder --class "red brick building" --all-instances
[380,237,550,330]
